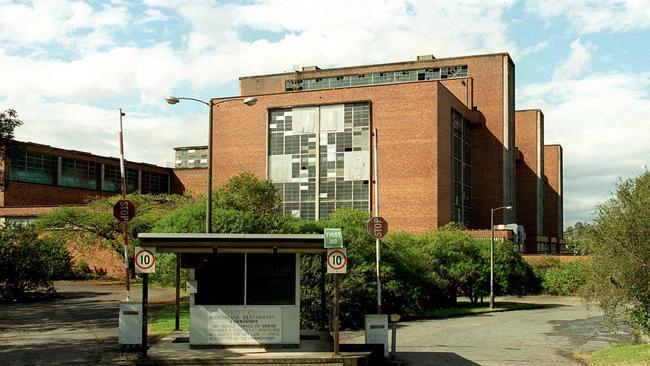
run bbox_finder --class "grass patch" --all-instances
[404,301,541,320]
[149,301,189,338]
[576,343,650,366]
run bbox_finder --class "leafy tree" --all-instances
[0,109,24,191]
[581,171,650,336]
[213,171,281,214]
[35,193,193,253]
[564,221,591,254]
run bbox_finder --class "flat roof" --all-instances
[239,52,510,80]
[138,233,327,254]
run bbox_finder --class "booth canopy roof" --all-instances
[137,233,326,253]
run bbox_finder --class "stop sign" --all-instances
[113,200,136,222]
[367,216,388,239]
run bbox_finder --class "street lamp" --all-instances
[490,205,512,309]
[165,95,257,233]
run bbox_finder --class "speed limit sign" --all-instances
[327,248,347,274]
[134,247,156,274]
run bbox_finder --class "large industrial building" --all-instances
[0,52,564,254]
[207,52,564,252]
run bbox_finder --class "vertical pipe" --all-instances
[142,273,148,358]
[333,274,340,356]
[206,101,214,234]
[175,254,180,331]
[490,208,495,309]
[373,128,382,314]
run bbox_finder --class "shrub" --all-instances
[542,259,591,295]
[0,225,71,301]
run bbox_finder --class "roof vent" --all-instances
[301,65,320,72]
[417,54,435,61]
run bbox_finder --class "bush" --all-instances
[0,225,71,301]
[298,211,539,329]
[581,171,650,336]
[542,259,591,295]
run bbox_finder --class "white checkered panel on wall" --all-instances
[268,103,370,220]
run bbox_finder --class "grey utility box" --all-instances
[365,314,388,357]
[119,302,142,345]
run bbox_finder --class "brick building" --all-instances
[0,142,174,225]
[206,52,563,253]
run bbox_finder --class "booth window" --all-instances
[196,254,245,305]
[246,254,296,305]
[195,253,297,306]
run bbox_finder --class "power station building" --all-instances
[207,52,564,252]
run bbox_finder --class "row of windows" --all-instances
[285,65,468,92]
[9,151,169,194]
[452,110,472,227]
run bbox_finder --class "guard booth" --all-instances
[138,233,325,347]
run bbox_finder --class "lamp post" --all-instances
[490,205,512,309]
[165,96,257,233]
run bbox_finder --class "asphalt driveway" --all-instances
[0,283,637,366]
[0,280,175,365]
[341,296,637,365]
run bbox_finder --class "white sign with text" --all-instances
[207,307,282,344]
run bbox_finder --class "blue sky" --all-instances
[1,0,649,228]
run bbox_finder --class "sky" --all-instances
[1,0,649,228]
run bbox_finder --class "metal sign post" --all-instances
[333,274,340,356]
[118,109,131,301]
[372,128,382,314]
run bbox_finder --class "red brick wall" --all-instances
[515,110,543,244]
[212,81,480,233]
[4,182,112,206]
[544,145,563,243]
[171,168,206,196]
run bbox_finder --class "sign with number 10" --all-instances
[134,247,156,274]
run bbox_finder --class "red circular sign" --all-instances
[113,200,136,222]
[135,248,155,270]
[328,249,347,270]
[367,216,388,239]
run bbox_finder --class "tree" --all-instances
[213,171,281,214]
[35,193,193,253]
[564,221,591,254]
[582,171,650,336]
[0,109,23,191]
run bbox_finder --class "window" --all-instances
[268,103,370,220]
[61,158,97,190]
[10,151,57,185]
[195,254,297,306]
[141,171,169,194]
[127,168,139,193]
[103,165,121,192]
[286,65,467,91]
[196,254,245,305]
[452,110,472,227]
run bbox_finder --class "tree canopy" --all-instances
[0,109,23,191]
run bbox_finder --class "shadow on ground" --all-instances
[394,352,480,366]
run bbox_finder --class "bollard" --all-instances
[389,314,401,360]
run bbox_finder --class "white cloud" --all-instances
[521,41,549,56]
[0,0,129,47]
[519,72,650,224]
[527,0,650,34]
[553,39,596,80]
